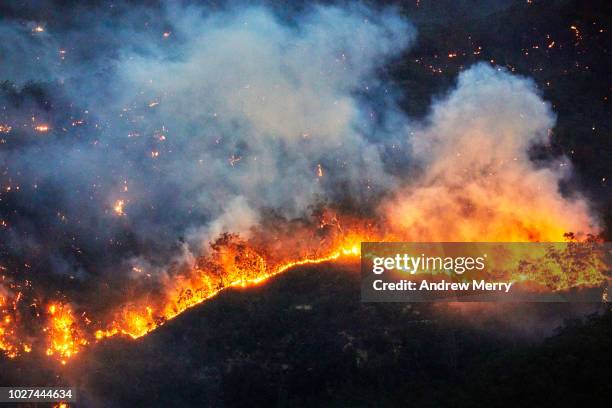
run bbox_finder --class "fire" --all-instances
[0,327,19,358]
[44,303,88,364]
[317,164,324,177]
[113,200,125,216]
[0,182,607,366]
[91,211,607,344]
[0,291,21,358]
[0,214,608,364]
[96,235,364,340]
[34,124,50,133]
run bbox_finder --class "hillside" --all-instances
[66,264,612,406]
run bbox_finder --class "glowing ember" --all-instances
[316,164,324,178]
[0,290,21,358]
[113,200,126,216]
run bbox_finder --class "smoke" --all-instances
[0,0,598,299]
[108,4,413,249]
[381,63,597,241]
[0,2,412,282]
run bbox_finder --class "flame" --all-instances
[0,216,608,364]
[96,234,364,341]
[113,200,126,216]
[91,222,606,347]
[0,290,22,358]
[0,200,607,365]
[44,303,88,365]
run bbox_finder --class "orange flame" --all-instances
[0,210,607,364]
[44,303,88,365]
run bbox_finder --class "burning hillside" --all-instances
[0,207,608,364]
[0,0,609,376]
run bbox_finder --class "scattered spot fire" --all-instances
[34,124,50,133]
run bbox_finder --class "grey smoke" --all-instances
[0,1,596,292]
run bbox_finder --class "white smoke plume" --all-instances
[382,63,597,241]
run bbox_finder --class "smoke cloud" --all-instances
[0,2,411,282]
[382,63,597,241]
[0,0,597,298]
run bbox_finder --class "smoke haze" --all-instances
[382,64,596,241]
[0,1,597,299]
